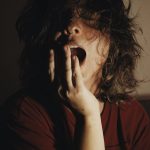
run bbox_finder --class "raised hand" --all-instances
[49,46,105,150]
[62,46,103,117]
[48,46,103,116]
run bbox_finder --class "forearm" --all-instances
[74,114,105,150]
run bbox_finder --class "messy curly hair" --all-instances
[16,0,142,102]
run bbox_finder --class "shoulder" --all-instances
[104,97,150,130]
[105,97,149,124]
[118,97,149,123]
[0,89,59,149]
[115,97,150,130]
[1,89,56,130]
[117,97,150,147]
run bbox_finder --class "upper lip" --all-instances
[67,43,85,51]
[69,45,78,48]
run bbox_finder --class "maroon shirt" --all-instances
[2,94,150,150]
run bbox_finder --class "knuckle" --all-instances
[74,67,78,72]
[73,72,77,78]
[66,67,71,71]
[66,90,72,98]
[66,88,76,98]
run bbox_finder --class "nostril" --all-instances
[65,26,80,35]
[74,28,79,34]
[72,26,80,35]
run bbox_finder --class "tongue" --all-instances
[71,47,86,65]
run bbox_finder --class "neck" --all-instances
[85,74,102,97]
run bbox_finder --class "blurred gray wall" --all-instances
[0,0,150,104]
[131,0,150,99]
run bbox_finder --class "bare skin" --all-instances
[49,18,110,150]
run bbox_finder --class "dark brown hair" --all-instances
[16,0,142,101]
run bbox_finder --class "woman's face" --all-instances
[54,17,109,93]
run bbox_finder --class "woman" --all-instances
[1,0,150,149]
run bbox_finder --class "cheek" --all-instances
[97,42,109,65]
[85,49,108,72]
[84,30,98,42]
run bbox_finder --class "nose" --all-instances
[64,25,81,36]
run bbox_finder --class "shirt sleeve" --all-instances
[5,97,56,150]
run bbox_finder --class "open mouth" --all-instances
[70,47,86,65]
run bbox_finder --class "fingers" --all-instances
[73,56,84,89]
[64,46,73,89]
[64,46,84,90]
[48,46,84,92]
[49,49,55,82]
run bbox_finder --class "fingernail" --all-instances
[50,49,54,54]
[73,56,76,61]
[64,45,68,50]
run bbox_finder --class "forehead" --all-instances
[50,0,112,35]
[58,5,101,30]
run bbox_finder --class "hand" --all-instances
[49,46,103,117]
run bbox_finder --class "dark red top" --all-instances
[1,93,150,150]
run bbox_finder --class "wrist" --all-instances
[75,112,101,124]
[84,113,101,123]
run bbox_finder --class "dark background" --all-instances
[0,0,150,105]
[0,0,26,104]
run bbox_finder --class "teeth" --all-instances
[69,45,78,49]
